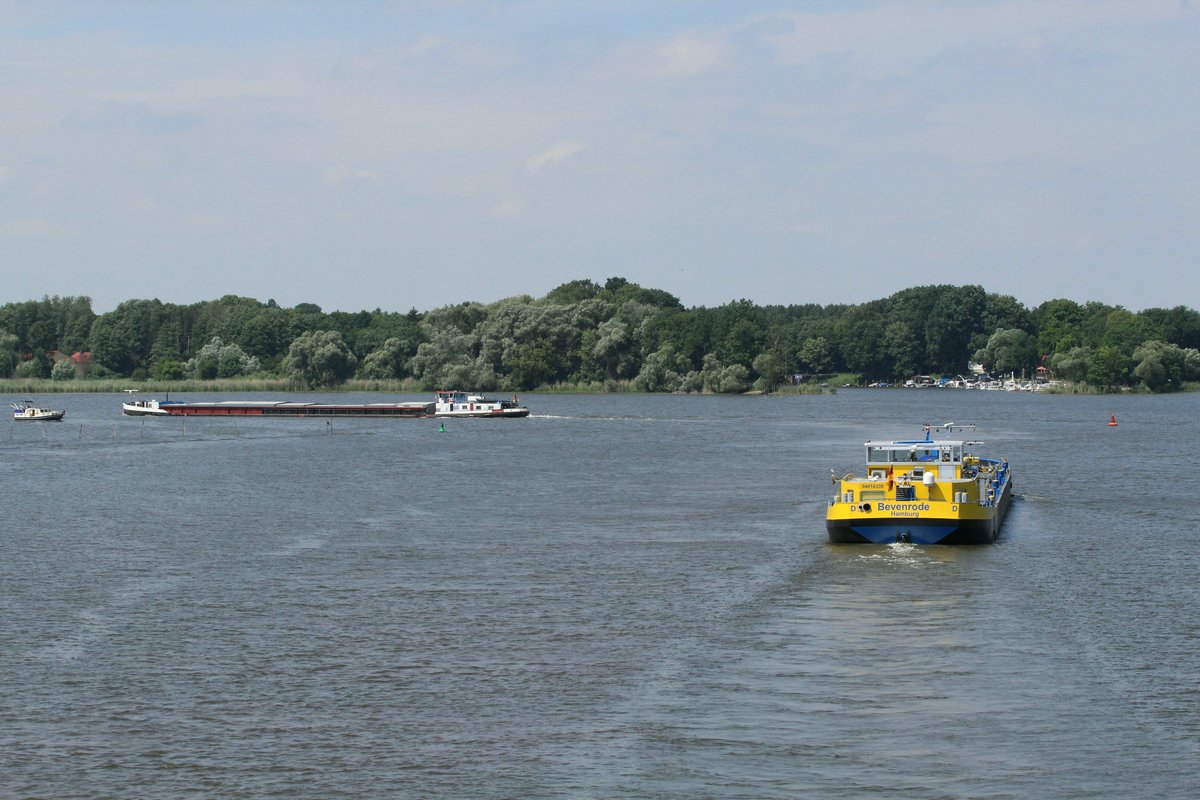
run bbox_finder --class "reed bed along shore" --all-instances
[0,376,601,395]
[0,376,836,396]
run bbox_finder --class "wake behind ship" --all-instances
[825,423,1013,545]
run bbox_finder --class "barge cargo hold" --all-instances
[123,398,433,417]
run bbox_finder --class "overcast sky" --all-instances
[3,1,1198,314]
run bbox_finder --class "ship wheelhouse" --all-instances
[865,439,966,482]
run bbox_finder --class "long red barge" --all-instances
[124,398,431,417]
[122,391,529,419]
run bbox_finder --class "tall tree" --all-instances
[881,321,922,378]
[1032,298,1086,357]
[281,330,358,388]
[972,328,1038,377]
[835,303,886,376]
[0,330,18,377]
[359,337,420,380]
[924,285,987,373]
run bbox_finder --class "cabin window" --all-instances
[861,490,885,501]
[915,448,936,462]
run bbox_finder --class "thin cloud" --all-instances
[526,141,586,172]
[659,32,732,77]
[490,199,524,219]
[2,217,62,237]
[323,166,380,184]
[410,34,446,55]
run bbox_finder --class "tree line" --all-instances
[2,279,1199,392]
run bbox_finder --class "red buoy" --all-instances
[1109,414,1118,427]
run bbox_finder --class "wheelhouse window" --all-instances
[867,444,961,464]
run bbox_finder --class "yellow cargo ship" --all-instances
[826,423,1013,545]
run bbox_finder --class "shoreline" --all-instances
[0,377,1189,396]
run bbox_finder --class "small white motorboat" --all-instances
[11,400,66,421]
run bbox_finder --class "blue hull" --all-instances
[827,519,991,545]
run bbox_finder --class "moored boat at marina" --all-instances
[825,423,1013,545]
[11,400,66,421]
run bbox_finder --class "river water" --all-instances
[2,389,1197,799]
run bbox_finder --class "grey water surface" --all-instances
[2,389,1197,799]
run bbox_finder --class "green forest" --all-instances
[2,279,1199,393]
